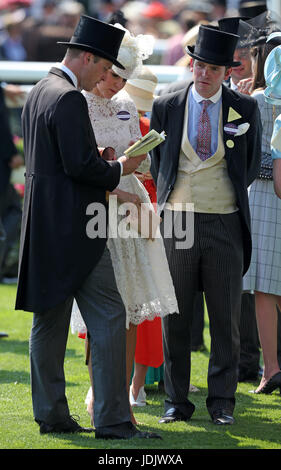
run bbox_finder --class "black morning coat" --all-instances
[0,86,17,197]
[15,67,121,313]
[149,83,262,275]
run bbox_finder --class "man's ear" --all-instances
[225,67,232,81]
[84,52,92,64]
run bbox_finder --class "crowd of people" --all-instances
[1,0,281,441]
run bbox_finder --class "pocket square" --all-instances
[234,122,250,137]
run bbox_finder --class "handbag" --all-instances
[258,153,273,180]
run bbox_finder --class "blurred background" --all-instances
[0,0,280,282]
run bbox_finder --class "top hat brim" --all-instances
[57,41,125,69]
[186,45,241,67]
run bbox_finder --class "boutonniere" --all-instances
[224,122,250,136]
[224,106,250,148]
[224,122,250,148]
[234,122,250,137]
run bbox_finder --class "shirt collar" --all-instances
[55,62,78,88]
[191,84,222,104]
[230,78,238,91]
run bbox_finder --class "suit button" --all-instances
[168,184,174,190]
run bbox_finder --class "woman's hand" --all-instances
[111,188,142,206]
[135,170,153,182]
[237,77,253,95]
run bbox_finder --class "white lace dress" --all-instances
[71,90,178,331]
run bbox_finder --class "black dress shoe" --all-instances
[0,332,8,338]
[211,409,235,425]
[39,415,94,434]
[252,371,281,394]
[95,421,162,440]
[158,407,192,424]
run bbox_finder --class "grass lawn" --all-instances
[1,283,281,453]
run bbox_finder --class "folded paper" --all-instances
[124,129,166,157]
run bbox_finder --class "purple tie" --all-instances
[196,100,212,161]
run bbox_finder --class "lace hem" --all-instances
[127,296,178,328]
[71,295,178,333]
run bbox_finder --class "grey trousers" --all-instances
[162,211,244,417]
[29,247,130,427]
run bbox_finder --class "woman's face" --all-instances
[96,69,127,99]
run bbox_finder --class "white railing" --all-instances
[0,61,185,107]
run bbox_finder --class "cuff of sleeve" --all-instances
[272,147,281,160]
[119,161,123,176]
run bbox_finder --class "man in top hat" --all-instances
[239,0,267,18]
[219,18,254,91]
[150,24,261,425]
[16,14,159,440]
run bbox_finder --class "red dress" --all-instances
[134,115,164,368]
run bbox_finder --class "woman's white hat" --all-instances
[112,24,155,80]
[124,66,158,112]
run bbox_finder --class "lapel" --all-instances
[48,67,76,87]
[166,84,190,171]
[221,85,244,171]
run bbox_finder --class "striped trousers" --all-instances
[161,211,244,417]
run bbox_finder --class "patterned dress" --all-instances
[71,90,178,332]
[243,90,281,295]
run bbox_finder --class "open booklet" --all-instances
[124,129,166,157]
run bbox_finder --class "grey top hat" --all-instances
[58,15,126,69]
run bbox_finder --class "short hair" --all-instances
[65,47,102,63]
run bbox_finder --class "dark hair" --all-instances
[65,47,101,62]
[251,42,277,91]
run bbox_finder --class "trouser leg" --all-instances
[201,213,243,416]
[75,247,130,428]
[161,210,198,417]
[239,292,260,379]
[30,296,73,424]
[191,291,205,350]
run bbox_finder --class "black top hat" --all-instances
[58,15,125,69]
[218,17,257,48]
[245,10,281,46]
[218,17,250,35]
[186,25,240,67]
[239,1,267,18]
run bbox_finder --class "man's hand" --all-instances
[4,84,25,105]
[102,147,117,161]
[118,153,147,175]
[9,154,24,169]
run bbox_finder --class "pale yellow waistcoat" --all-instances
[167,98,237,213]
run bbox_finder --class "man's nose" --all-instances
[202,67,208,77]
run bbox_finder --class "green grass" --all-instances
[1,283,281,451]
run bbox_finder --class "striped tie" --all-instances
[196,100,212,161]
